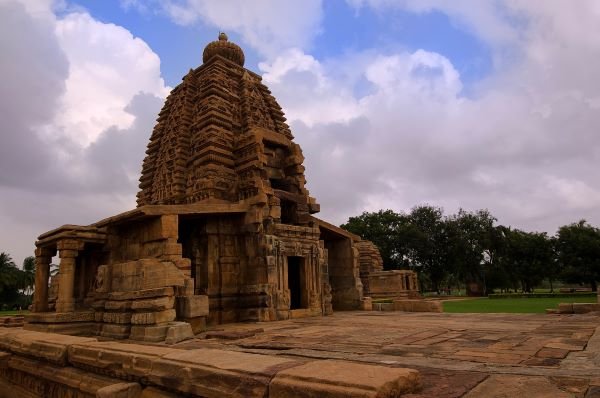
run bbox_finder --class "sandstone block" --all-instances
[269,360,421,398]
[361,297,373,311]
[165,322,194,344]
[175,278,194,296]
[131,309,176,325]
[131,296,175,312]
[95,311,104,322]
[184,316,207,334]
[393,299,442,313]
[175,295,209,318]
[105,300,133,311]
[69,341,174,378]
[103,312,133,324]
[25,311,95,323]
[141,387,179,398]
[129,325,170,342]
[149,348,302,397]
[0,329,97,365]
[101,324,131,339]
[90,299,107,310]
[111,259,185,292]
[96,382,142,398]
[558,303,574,314]
[109,287,174,301]
[572,303,600,313]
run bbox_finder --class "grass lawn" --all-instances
[443,296,596,314]
[0,310,29,316]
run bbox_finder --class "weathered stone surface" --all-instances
[270,360,421,398]
[165,322,194,344]
[103,312,133,324]
[140,387,180,398]
[68,341,174,379]
[25,311,95,323]
[175,295,208,318]
[0,354,133,397]
[111,259,185,292]
[462,375,573,398]
[186,316,207,334]
[105,300,133,311]
[0,328,97,365]
[394,299,443,313]
[96,382,142,398]
[129,325,170,342]
[131,296,175,312]
[109,287,175,301]
[101,323,131,339]
[573,303,600,314]
[149,348,302,397]
[558,303,574,314]
[131,309,176,325]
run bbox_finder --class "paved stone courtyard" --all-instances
[167,311,600,397]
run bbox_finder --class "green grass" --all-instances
[0,310,29,316]
[443,296,596,314]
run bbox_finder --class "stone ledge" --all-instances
[24,311,95,323]
[393,299,443,313]
[269,359,421,398]
[1,328,422,398]
[0,328,97,365]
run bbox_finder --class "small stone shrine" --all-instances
[26,34,419,341]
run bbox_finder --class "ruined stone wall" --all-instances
[355,240,384,295]
[325,238,364,311]
[82,214,206,340]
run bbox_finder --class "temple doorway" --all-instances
[287,256,306,309]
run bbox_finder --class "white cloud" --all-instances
[260,49,360,126]
[51,12,168,146]
[0,0,168,264]
[260,1,600,237]
[158,0,323,56]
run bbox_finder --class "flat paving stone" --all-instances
[166,312,600,397]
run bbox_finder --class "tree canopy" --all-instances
[341,208,600,295]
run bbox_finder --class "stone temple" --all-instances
[26,33,419,340]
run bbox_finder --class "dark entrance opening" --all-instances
[287,256,305,309]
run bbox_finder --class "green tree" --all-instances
[556,220,600,291]
[447,209,498,296]
[499,229,553,292]
[341,210,411,269]
[407,205,449,292]
[21,256,36,296]
[0,252,25,306]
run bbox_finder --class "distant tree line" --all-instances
[341,206,600,295]
[0,253,36,310]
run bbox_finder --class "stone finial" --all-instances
[202,32,245,66]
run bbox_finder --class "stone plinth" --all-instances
[0,328,422,398]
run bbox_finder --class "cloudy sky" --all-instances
[1,0,600,265]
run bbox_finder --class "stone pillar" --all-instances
[55,239,84,313]
[32,247,55,312]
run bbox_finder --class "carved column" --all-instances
[55,239,84,313]
[32,247,55,312]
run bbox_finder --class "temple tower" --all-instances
[137,33,319,226]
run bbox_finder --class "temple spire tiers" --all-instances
[25,34,419,340]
